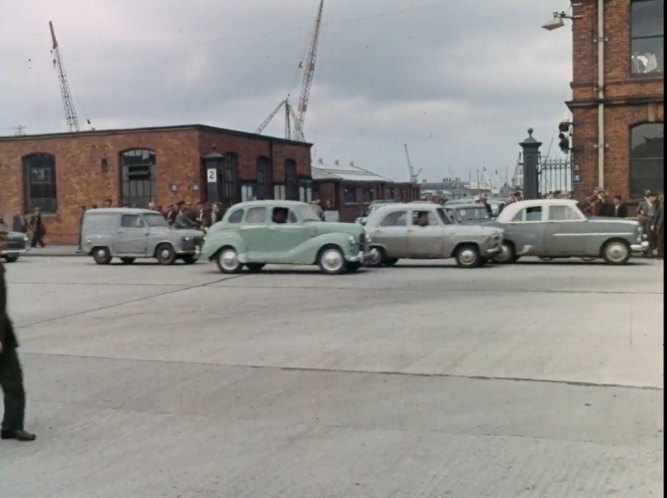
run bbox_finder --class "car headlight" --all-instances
[23,235,29,242]
[183,236,192,242]
[348,235,357,245]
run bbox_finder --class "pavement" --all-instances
[0,256,663,498]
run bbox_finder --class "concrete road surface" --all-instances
[0,257,663,497]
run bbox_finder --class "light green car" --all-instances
[202,200,372,274]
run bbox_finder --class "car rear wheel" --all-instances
[318,247,345,275]
[120,257,135,264]
[455,244,481,268]
[216,248,243,273]
[156,244,176,265]
[602,240,630,265]
[493,241,516,264]
[246,263,265,272]
[4,255,18,263]
[93,247,112,265]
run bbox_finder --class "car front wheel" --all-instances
[318,247,346,275]
[602,240,630,265]
[216,248,243,273]
[455,244,481,268]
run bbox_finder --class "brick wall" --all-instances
[0,126,311,244]
[569,0,663,201]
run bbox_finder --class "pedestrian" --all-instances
[612,195,628,218]
[28,207,46,248]
[174,204,198,229]
[638,191,658,256]
[311,199,324,220]
[597,191,614,217]
[76,206,86,254]
[0,223,36,442]
[651,195,664,260]
[104,199,113,208]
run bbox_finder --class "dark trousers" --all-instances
[30,232,45,248]
[0,348,26,431]
[657,228,664,258]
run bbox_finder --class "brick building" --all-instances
[0,125,312,243]
[312,159,420,222]
[567,0,663,202]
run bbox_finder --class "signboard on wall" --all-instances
[207,168,217,183]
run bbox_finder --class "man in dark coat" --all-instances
[612,195,628,218]
[0,224,36,441]
[651,197,664,259]
[28,207,46,248]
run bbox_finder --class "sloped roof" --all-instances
[311,160,394,183]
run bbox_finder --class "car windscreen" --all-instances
[576,201,592,218]
[144,213,169,227]
[436,208,453,225]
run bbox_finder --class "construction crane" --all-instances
[296,0,324,137]
[49,21,80,132]
[404,143,422,184]
[255,97,304,141]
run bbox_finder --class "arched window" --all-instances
[222,152,239,203]
[23,153,57,213]
[121,149,156,208]
[285,159,298,200]
[631,0,664,74]
[630,123,663,197]
[256,156,270,200]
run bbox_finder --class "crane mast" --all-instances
[49,21,80,132]
[404,143,422,184]
[296,0,324,136]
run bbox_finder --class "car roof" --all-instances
[85,208,158,215]
[373,202,440,212]
[227,200,308,209]
[496,199,580,223]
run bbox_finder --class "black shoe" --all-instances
[1,430,36,441]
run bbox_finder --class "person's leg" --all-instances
[0,348,26,432]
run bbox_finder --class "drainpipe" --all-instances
[596,0,605,189]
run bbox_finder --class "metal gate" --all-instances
[538,158,572,195]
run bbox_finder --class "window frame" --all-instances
[629,122,664,198]
[23,152,58,214]
[630,0,664,76]
[343,186,358,205]
[510,205,544,223]
[256,156,271,200]
[380,210,408,227]
[547,205,584,222]
[244,207,267,224]
[120,214,146,228]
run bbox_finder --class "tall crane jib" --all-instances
[49,21,80,132]
[296,0,324,137]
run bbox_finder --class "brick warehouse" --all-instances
[0,125,312,243]
[568,0,663,202]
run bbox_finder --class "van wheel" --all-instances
[156,244,176,265]
[493,241,517,264]
[93,247,112,265]
[4,255,18,263]
[216,248,243,273]
[120,257,135,264]
[368,247,385,266]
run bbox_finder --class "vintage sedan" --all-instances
[490,199,649,264]
[0,230,30,262]
[363,202,503,268]
[202,200,372,275]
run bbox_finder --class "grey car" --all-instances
[364,202,504,268]
[444,203,492,224]
[490,199,649,264]
[82,208,204,265]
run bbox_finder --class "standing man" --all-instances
[28,207,46,248]
[0,223,36,441]
[76,206,86,254]
[612,195,628,218]
[638,191,658,256]
[651,195,664,260]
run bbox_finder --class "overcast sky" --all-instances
[0,0,573,184]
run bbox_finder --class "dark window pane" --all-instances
[632,0,664,38]
[631,38,664,74]
[23,153,57,213]
[121,149,155,207]
[630,123,664,197]
[285,159,298,200]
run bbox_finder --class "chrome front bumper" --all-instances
[631,241,650,252]
[485,246,502,256]
[348,250,373,264]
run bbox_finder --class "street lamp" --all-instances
[542,11,581,30]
